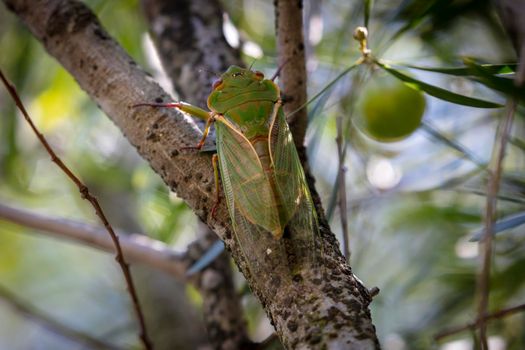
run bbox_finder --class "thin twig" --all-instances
[476,99,516,349]
[0,69,153,350]
[0,202,187,280]
[336,116,350,258]
[0,284,124,350]
[434,303,525,341]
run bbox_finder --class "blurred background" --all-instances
[0,0,524,349]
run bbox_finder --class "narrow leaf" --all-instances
[376,61,503,108]
[386,61,517,77]
[364,0,373,27]
[288,61,360,119]
[470,211,525,241]
[463,59,523,99]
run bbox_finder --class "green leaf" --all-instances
[463,59,523,99]
[376,60,504,108]
[383,59,522,100]
[364,0,373,27]
[386,61,517,77]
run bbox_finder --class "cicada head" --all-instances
[207,66,279,113]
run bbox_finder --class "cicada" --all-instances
[135,66,318,274]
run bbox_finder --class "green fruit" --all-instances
[356,72,426,142]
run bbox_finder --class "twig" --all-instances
[0,202,187,280]
[336,116,350,258]
[0,284,124,350]
[476,99,516,349]
[434,303,525,341]
[0,70,153,350]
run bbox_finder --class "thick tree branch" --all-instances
[141,0,243,107]
[3,0,379,348]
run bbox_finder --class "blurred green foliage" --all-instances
[0,0,524,349]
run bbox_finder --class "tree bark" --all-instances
[3,0,380,348]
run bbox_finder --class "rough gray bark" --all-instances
[141,0,243,106]
[3,0,379,348]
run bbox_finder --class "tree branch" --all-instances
[3,0,379,347]
[0,203,187,279]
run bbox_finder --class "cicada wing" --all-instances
[216,120,280,234]
[231,205,289,277]
[269,109,318,267]
[216,120,287,276]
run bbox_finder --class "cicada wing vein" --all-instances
[216,120,281,234]
[269,109,319,267]
[216,120,287,275]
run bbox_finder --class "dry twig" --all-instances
[476,99,516,349]
[336,116,350,258]
[435,303,525,341]
[0,70,153,350]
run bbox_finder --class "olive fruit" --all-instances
[355,72,426,142]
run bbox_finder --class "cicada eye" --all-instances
[212,79,223,89]
[232,72,243,77]
[254,71,264,80]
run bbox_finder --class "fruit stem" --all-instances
[353,26,371,59]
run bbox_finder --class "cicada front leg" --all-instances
[132,101,216,150]
[181,113,217,151]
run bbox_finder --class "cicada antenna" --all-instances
[248,59,257,70]
[271,57,291,81]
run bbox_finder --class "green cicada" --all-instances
[135,66,318,272]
